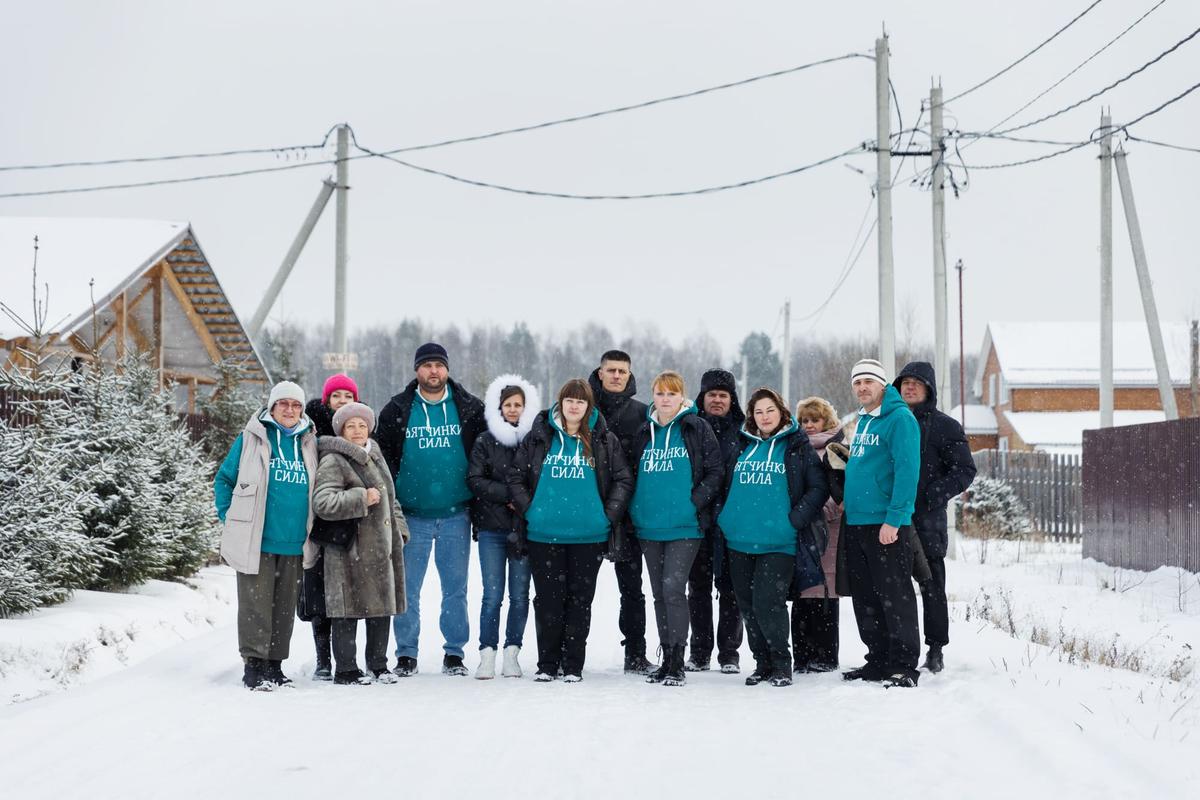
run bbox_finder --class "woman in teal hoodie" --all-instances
[508,379,633,682]
[214,381,319,691]
[629,371,723,687]
[716,387,828,687]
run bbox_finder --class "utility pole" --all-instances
[1113,147,1179,420]
[1190,319,1199,417]
[1099,111,1114,428]
[781,299,791,403]
[875,34,896,377]
[741,353,749,400]
[247,179,335,339]
[333,124,350,356]
[956,259,966,427]
[930,83,949,412]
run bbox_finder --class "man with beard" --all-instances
[685,369,745,673]
[588,350,655,674]
[376,343,485,678]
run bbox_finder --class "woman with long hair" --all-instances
[508,379,633,682]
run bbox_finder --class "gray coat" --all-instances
[312,437,409,619]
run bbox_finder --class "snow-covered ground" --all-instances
[0,541,1196,799]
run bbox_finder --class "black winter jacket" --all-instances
[375,377,486,481]
[305,398,336,439]
[588,369,648,558]
[893,361,978,558]
[715,426,831,538]
[468,431,520,535]
[629,406,725,534]
[507,410,634,557]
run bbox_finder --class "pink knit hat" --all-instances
[322,373,359,404]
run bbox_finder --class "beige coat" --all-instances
[311,436,409,618]
[219,413,318,575]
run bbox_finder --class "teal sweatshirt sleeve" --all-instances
[213,434,244,523]
[885,413,921,528]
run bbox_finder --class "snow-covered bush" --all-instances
[959,477,1033,541]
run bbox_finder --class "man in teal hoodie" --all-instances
[841,358,923,688]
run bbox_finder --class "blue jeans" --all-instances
[393,511,471,660]
[476,530,531,650]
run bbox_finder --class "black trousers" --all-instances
[312,618,332,666]
[727,550,794,672]
[687,537,743,664]
[614,536,647,655]
[790,598,839,668]
[844,524,920,674]
[919,555,949,648]
[529,541,606,675]
[331,617,390,674]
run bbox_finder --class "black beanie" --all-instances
[699,369,737,396]
[413,342,449,371]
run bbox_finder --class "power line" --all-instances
[351,136,869,200]
[801,216,877,328]
[993,23,1200,135]
[372,54,874,156]
[979,0,1169,136]
[1127,133,1200,153]
[942,0,1106,106]
[957,77,1200,169]
[0,126,340,173]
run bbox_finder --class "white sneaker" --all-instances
[475,648,496,680]
[501,645,522,678]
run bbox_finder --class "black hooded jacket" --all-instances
[506,409,634,555]
[305,398,336,438]
[588,368,648,558]
[693,369,746,463]
[375,377,486,480]
[892,361,978,558]
[630,405,725,535]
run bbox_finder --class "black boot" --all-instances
[745,662,772,686]
[242,658,269,690]
[264,660,293,687]
[313,620,332,681]
[923,646,944,674]
[663,646,687,687]
[842,663,888,682]
[624,648,656,675]
[645,648,669,684]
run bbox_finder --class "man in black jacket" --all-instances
[375,343,486,678]
[893,361,977,673]
[685,369,745,673]
[588,350,654,674]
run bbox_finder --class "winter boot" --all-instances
[372,668,399,685]
[476,648,497,680]
[842,663,888,682]
[744,663,772,686]
[807,660,838,673]
[645,647,669,684]
[718,659,741,675]
[532,669,556,682]
[442,654,469,677]
[624,648,656,675]
[769,666,793,687]
[501,645,523,678]
[334,669,373,686]
[313,623,332,681]
[561,673,583,683]
[264,660,294,687]
[393,656,419,677]
[883,671,920,689]
[242,658,269,690]
[923,646,944,674]
[663,646,687,687]
[684,652,711,672]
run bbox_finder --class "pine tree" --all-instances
[960,477,1033,539]
[196,356,262,464]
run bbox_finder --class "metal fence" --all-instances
[1082,417,1200,572]
[972,449,1083,538]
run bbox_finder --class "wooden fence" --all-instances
[1082,417,1200,572]
[1,387,212,444]
[972,449,1083,538]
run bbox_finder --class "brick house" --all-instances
[971,321,1196,453]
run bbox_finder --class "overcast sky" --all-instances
[2,0,1197,364]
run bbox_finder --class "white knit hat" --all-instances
[850,358,888,386]
[332,402,376,436]
[267,380,305,410]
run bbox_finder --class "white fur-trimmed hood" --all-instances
[483,373,542,447]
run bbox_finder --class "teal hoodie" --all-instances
[844,384,921,528]
[395,384,473,518]
[525,406,611,545]
[631,402,701,542]
[717,418,800,556]
[214,412,312,556]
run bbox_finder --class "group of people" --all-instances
[214,343,976,690]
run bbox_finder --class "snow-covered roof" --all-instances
[973,321,1194,394]
[0,217,189,340]
[949,403,998,434]
[1004,409,1166,452]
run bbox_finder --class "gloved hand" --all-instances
[505,530,528,560]
[826,441,850,470]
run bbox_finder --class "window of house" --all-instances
[998,436,1009,451]
[988,374,998,407]
[999,375,1009,405]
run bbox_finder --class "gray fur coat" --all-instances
[312,437,409,618]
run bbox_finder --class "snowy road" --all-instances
[1,553,1196,800]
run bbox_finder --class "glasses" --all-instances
[275,400,303,410]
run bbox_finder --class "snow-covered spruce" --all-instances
[957,476,1032,540]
